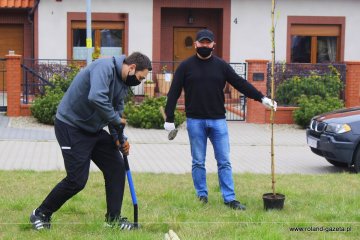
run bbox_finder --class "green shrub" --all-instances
[293,95,344,128]
[30,87,64,124]
[276,66,343,106]
[124,96,186,129]
[31,67,186,128]
[275,65,344,128]
[30,66,80,124]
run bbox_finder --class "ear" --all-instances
[129,63,136,72]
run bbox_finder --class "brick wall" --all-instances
[6,54,21,116]
[245,60,360,124]
[246,59,268,123]
[344,61,360,108]
[265,107,298,124]
[5,54,31,116]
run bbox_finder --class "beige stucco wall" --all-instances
[38,0,153,59]
[37,0,360,62]
[230,0,360,62]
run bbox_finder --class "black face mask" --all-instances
[196,47,213,58]
[125,72,141,86]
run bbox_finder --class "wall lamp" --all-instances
[187,10,194,24]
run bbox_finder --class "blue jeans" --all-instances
[186,118,235,203]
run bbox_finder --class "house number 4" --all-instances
[233,18,238,24]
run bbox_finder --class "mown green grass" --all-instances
[0,171,359,239]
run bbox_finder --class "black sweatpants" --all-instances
[38,119,125,220]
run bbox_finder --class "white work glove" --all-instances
[164,122,175,131]
[262,97,277,111]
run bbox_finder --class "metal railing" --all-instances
[130,61,181,97]
[21,59,85,104]
[20,59,247,120]
[131,61,247,121]
[227,62,247,121]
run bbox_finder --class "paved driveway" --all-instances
[0,113,352,174]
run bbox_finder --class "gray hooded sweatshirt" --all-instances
[56,56,128,133]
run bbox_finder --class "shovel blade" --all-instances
[168,129,178,140]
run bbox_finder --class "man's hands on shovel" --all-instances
[111,118,130,155]
[116,139,130,156]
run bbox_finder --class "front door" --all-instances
[173,27,202,69]
[0,24,24,91]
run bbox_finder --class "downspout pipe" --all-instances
[28,0,40,59]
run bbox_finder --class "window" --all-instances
[287,17,345,63]
[67,13,128,60]
[71,21,124,60]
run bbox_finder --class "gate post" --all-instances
[344,61,360,108]
[6,53,22,116]
[245,59,268,124]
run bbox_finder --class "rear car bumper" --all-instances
[306,129,355,164]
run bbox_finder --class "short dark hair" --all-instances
[124,52,152,71]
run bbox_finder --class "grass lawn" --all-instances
[0,171,359,239]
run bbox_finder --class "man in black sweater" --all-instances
[164,29,276,210]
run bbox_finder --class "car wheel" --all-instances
[325,158,348,168]
[353,148,360,173]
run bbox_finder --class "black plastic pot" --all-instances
[262,193,285,210]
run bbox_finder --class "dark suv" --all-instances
[306,107,360,173]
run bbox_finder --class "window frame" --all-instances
[67,12,128,60]
[287,16,345,63]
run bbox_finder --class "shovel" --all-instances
[117,123,139,228]
[159,106,178,140]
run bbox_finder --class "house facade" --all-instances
[1,0,359,62]
[36,0,360,63]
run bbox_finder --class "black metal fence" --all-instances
[21,59,247,121]
[0,58,6,112]
[21,59,85,104]
[131,61,181,97]
[21,60,347,120]
[227,63,247,121]
[131,61,247,121]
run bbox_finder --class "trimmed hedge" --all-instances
[275,66,343,106]
[275,65,344,128]
[124,96,186,129]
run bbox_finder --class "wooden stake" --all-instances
[271,0,276,196]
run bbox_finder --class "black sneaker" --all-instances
[105,217,136,230]
[198,196,208,204]
[30,209,51,230]
[225,200,246,210]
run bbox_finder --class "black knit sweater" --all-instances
[165,55,264,122]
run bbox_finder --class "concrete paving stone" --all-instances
[0,114,350,174]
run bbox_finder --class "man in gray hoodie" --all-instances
[30,52,152,231]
